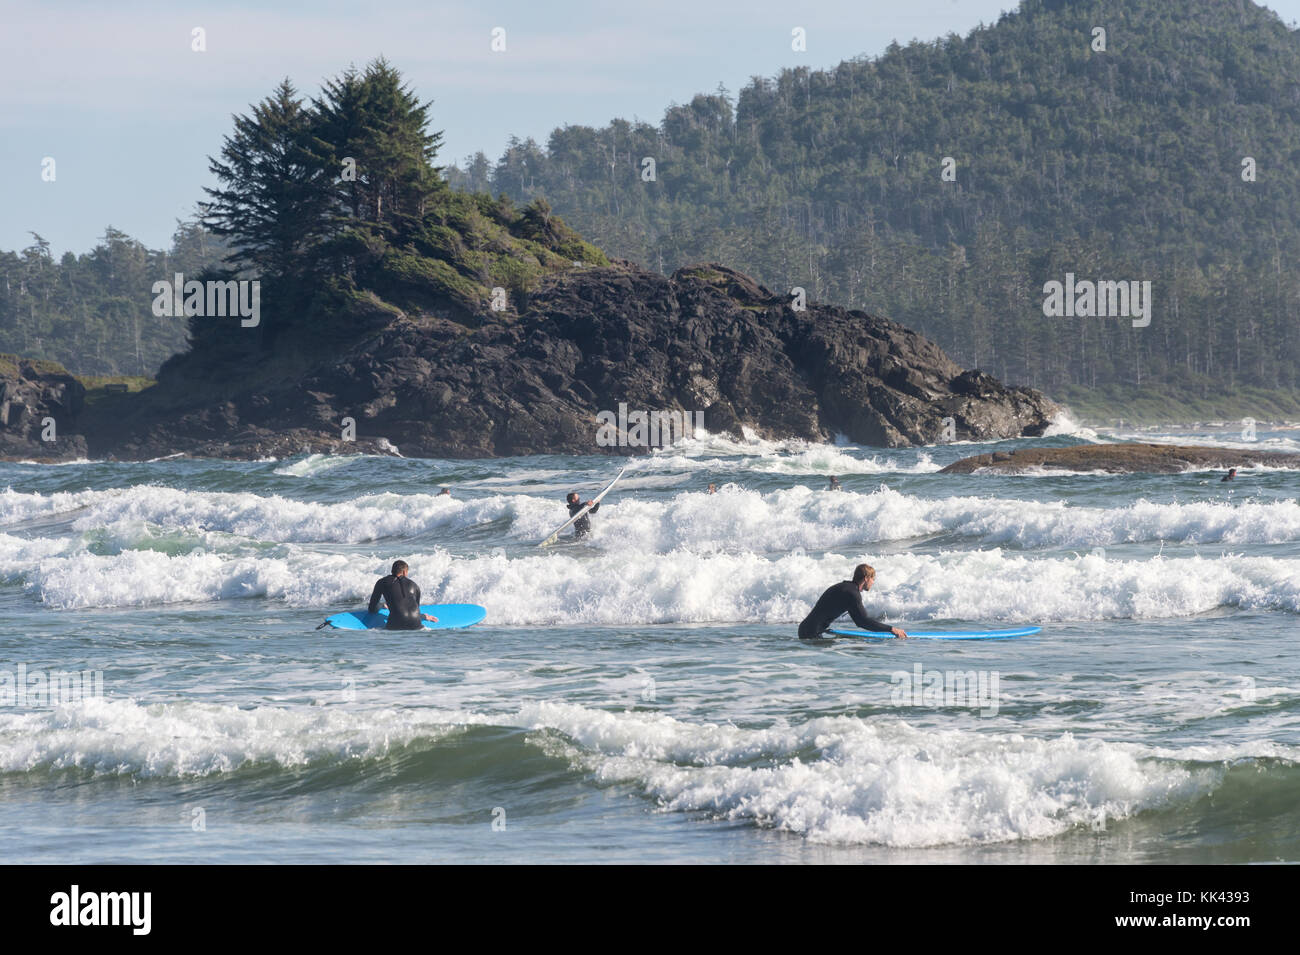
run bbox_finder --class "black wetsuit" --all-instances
[798,580,892,639]
[368,574,423,630]
[568,499,600,540]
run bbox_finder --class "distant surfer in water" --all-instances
[368,560,437,630]
[566,491,599,540]
[828,476,842,491]
[798,563,907,640]
[1221,468,1237,482]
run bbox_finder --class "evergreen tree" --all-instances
[201,79,333,279]
[312,58,446,241]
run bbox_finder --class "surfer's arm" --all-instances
[412,584,436,621]
[587,501,599,513]
[848,597,895,635]
[367,580,383,614]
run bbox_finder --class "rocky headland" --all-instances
[12,263,1059,461]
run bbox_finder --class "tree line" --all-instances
[0,222,225,377]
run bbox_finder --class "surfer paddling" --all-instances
[368,560,437,630]
[798,563,906,640]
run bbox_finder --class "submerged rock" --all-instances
[940,442,1300,474]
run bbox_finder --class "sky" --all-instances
[4,0,1300,256]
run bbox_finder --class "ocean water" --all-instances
[2,421,1298,863]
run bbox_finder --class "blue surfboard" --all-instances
[827,626,1040,641]
[322,603,487,631]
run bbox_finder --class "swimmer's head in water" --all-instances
[391,560,409,576]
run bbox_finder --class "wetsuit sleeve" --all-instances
[413,583,422,609]
[589,502,600,514]
[367,579,383,614]
[848,593,891,633]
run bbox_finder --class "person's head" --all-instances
[391,560,409,577]
[852,563,876,591]
[1228,468,1237,477]
[708,483,717,493]
[567,492,579,504]
[439,487,450,496]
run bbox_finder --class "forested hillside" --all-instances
[0,223,226,377]
[448,0,1300,402]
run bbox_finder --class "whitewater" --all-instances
[1,422,1297,862]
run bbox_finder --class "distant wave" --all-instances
[1105,430,1300,454]
[1042,411,1109,443]
[5,484,1300,553]
[637,429,942,474]
[272,453,356,477]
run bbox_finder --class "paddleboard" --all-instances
[322,603,487,631]
[538,465,627,547]
[827,626,1041,641]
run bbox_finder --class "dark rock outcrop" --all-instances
[940,443,1300,474]
[0,356,87,461]
[71,263,1056,460]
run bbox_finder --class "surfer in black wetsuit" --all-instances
[1221,468,1237,482]
[798,563,907,640]
[566,491,599,540]
[368,560,437,631]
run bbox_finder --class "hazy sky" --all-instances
[4,0,1299,255]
